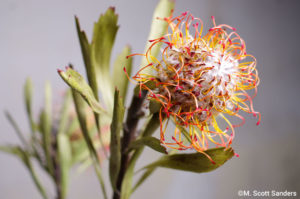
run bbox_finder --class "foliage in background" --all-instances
[1,79,109,199]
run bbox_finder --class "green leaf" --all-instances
[71,89,108,199]
[70,138,89,165]
[57,90,72,199]
[57,133,72,199]
[44,81,52,127]
[0,145,48,199]
[66,116,80,136]
[120,148,142,199]
[113,45,132,100]
[75,17,98,100]
[120,113,160,199]
[71,90,98,165]
[132,146,186,195]
[92,7,119,74]
[140,0,175,75]
[24,77,36,132]
[39,82,54,176]
[76,158,93,174]
[68,122,102,166]
[22,78,46,167]
[143,147,234,173]
[58,90,72,135]
[109,89,125,190]
[91,7,119,110]
[128,137,167,154]
[5,111,28,147]
[132,167,156,193]
[141,112,160,137]
[58,67,106,114]
[76,16,107,154]
[67,117,90,166]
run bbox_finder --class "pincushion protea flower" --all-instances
[127,11,260,160]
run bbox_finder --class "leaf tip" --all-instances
[108,6,116,12]
[68,63,74,69]
[114,87,120,92]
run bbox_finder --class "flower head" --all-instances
[128,12,260,159]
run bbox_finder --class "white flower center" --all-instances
[157,36,239,124]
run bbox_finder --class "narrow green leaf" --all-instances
[67,116,95,166]
[44,81,52,127]
[40,82,54,176]
[58,90,72,135]
[0,146,48,199]
[57,90,72,199]
[58,67,106,114]
[141,112,160,137]
[120,113,160,199]
[71,90,98,165]
[66,116,80,136]
[91,7,119,110]
[71,89,108,199]
[24,77,36,132]
[75,17,105,157]
[22,78,44,167]
[5,111,28,147]
[39,110,53,176]
[24,78,33,119]
[140,0,175,74]
[92,7,119,74]
[128,137,167,154]
[120,148,142,199]
[57,133,72,199]
[132,167,156,193]
[143,147,234,173]
[75,17,98,100]
[23,78,45,167]
[76,158,93,174]
[109,89,125,190]
[70,138,89,165]
[113,46,132,100]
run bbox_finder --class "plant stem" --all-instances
[52,135,63,199]
[54,165,62,199]
[113,91,147,199]
[55,183,62,199]
[25,153,49,199]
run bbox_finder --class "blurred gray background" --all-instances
[1,0,300,198]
